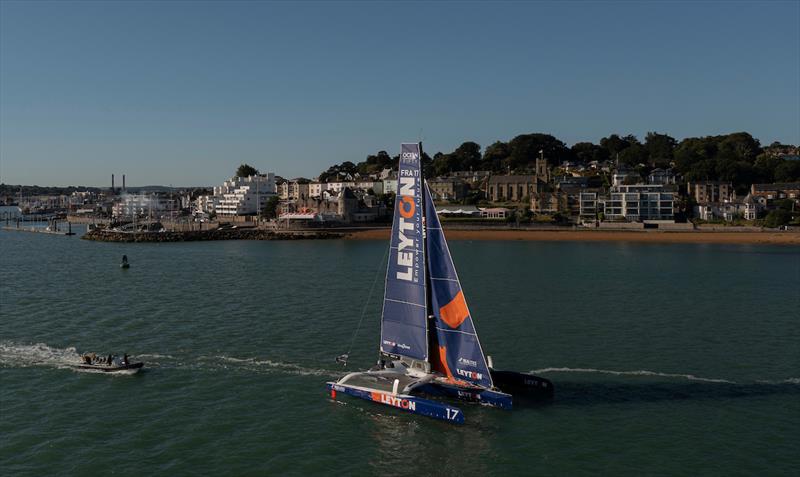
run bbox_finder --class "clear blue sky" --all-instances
[1,0,798,187]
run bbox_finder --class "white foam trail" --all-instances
[530,367,736,384]
[756,377,800,385]
[136,353,175,360]
[0,342,80,368]
[214,355,335,377]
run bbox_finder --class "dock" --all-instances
[2,226,76,236]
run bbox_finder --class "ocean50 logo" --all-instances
[401,151,419,161]
[457,369,483,381]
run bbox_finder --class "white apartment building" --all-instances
[325,180,356,193]
[383,172,398,194]
[308,182,327,198]
[113,193,177,218]
[604,184,675,221]
[213,173,276,216]
[355,179,383,195]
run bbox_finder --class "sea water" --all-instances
[1,226,798,475]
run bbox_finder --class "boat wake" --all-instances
[212,356,337,377]
[0,342,81,368]
[530,367,737,384]
[0,343,338,377]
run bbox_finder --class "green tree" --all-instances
[506,133,571,171]
[571,142,609,164]
[236,164,259,177]
[482,141,511,171]
[261,196,280,219]
[775,160,800,182]
[451,142,482,171]
[600,134,633,159]
[644,132,676,167]
[763,209,792,228]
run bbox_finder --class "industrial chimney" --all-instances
[112,174,115,191]
[123,174,126,191]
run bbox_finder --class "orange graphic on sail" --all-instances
[438,346,455,382]
[439,290,469,328]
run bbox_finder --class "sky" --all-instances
[1,0,798,187]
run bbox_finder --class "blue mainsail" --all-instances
[423,182,493,388]
[379,143,428,361]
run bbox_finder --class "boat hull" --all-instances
[327,382,465,424]
[418,381,514,410]
[70,362,144,373]
[490,370,554,400]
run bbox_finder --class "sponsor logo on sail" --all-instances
[396,167,418,282]
[382,340,410,351]
[457,368,483,381]
[458,357,478,367]
[401,151,419,161]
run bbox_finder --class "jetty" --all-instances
[82,227,343,242]
[2,219,76,236]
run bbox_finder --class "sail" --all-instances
[423,182,493,388]
[379,143,428,361]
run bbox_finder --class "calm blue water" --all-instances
[1,221,798,475]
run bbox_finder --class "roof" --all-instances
[479,207,510,213]
[488,175,536,184]
[752,182,800,192]
[436,205,480,215]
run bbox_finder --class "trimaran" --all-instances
[327,143,553,424]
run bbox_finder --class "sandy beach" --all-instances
[345,228,800,245]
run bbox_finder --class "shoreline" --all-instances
[344,228,800,245]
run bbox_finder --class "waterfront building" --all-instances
[308,181,327,198]
[487,175,539,202]
[449,170,491,184]
[687,181,734,205]
[647,168,678,185]
[195,194,219,215]
[479,207,511,218]
[278,179,310,200]
[579,192,600,219]
[603,184,675,222]
[742,194,762,220]
[750,182,800,206]
[355,179,384,195]
[428,178,469,201]
[213,173,276,216]
[113,193,177,218]
[382,171,398,195]
[325,180,356,193]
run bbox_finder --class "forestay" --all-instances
[423,182,493,388]
[379,143,428,361]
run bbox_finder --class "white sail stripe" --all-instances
[430,277,459,282]
[427,227,443,230]
[434,326,478,337]
[385,298,426,308]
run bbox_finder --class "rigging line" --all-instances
[344,243,390,357]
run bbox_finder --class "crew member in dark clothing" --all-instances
[122,354,129,366]
[107,354,113,366]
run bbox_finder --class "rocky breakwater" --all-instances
[82,228,344,243]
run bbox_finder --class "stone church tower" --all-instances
[535,156,549,183]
